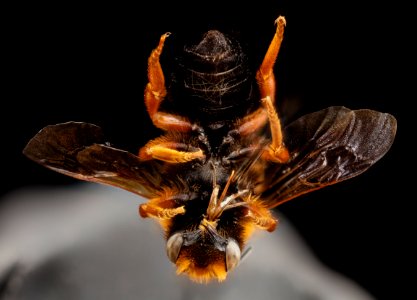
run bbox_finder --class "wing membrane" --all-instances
[260,106,397,208]
[23,122,164,199]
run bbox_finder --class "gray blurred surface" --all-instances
[0,184,374,300]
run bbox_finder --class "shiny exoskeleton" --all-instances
[171,28,255,124]
[23,16,397,283]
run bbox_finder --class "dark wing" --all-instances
[259,106,397,208]
[23,122,165,199]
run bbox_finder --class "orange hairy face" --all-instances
[176,243,228,283]
[165,211,262,283]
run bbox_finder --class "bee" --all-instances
[23,16,397,283]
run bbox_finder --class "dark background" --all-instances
[3,2,411,299]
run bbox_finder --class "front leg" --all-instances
[139,189,189,231]
[139,192,186,224]
[145,33,198,132]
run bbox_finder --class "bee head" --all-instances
[166,218,241,283]
[162,170,257,283]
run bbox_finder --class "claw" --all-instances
[274,16,287,27]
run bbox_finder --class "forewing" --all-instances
[23,122,164,199]
[260,106,397,208]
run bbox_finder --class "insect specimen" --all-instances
[23,16,397,283]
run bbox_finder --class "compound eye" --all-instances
[166,232,184,263]
[225,239,241,271]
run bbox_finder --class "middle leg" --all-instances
[139,135,205,163]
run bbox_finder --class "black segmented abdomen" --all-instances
[170,30,257,123]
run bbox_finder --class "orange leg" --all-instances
[245,196,277,232]
[255,16,289,163]
[141,34,205,163]
[235,106,268,136]
[139,195,185,219]
[262,96,289,163]
[139,136,205,163]
[246,208,277,232]
[256,16,286,100]
[145,33,197,132]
